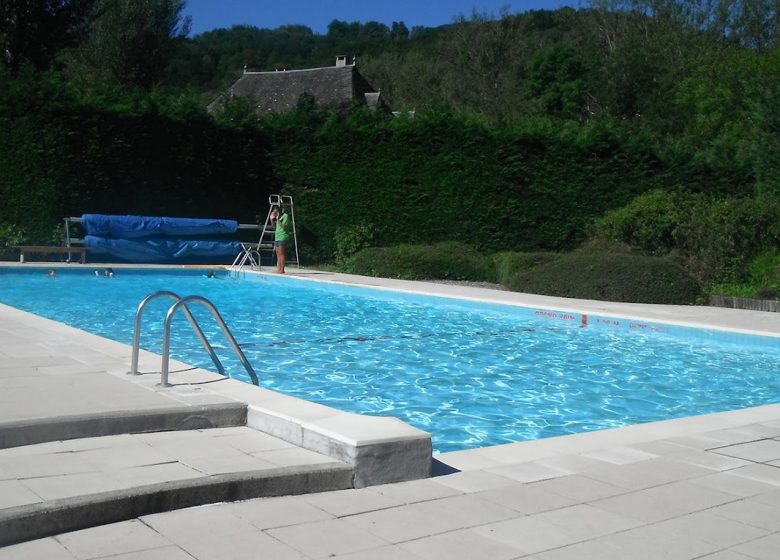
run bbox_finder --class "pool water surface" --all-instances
[2,267,779,453]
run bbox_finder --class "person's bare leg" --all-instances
[278,244,286,273]
[275,245,282,272]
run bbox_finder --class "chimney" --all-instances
[335,54,348,67]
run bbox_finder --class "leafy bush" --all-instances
[593,191,780,285]
[591,189,703,255]
[0,223,24,248]
[747,249,780,286]
[333,223,377,263]
[711,249,780,299]
[709,283,757,298]
[503,252,701,304]
[345,242,495,281]
[679,196,780,284]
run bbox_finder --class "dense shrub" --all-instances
[593,190,780,285]
[679,196,780,284]
[711,249,780,299]
[492,251,559,285]
[503,252,701,304]
[747,249,780,286]
[592,189,703,255]
[345,242,495,281]
[333,223,377,263]
[345,244,699,304]
[0,223,24,249]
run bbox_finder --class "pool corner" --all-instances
[242,392,433,487]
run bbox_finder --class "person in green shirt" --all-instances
[271,205,291,273]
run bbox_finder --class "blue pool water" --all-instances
[2,267,780,453]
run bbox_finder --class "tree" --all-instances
[66,0,190,88]
[326,19,360,39]
[750,46,780,196]
[391,21,409,41]
[0,0,94,71]
[436,9,527,118]
[527,45,586,118]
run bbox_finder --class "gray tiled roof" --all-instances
[222,64,378,113]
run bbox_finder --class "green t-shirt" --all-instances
[275,212,290,242]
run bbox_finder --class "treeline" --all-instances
[167,19,427,92]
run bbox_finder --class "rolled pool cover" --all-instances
[81,214,238,239]
[84,236,241,262]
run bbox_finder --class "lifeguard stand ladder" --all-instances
[231,194,299,272]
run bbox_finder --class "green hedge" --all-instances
[504,252,701,304]
[345,243,700,305]
[0,108,276,242]
[492,251,560,286]
[272,111,719,261]
[591,189,702,255]
[0,71,276,243]
[345,242,495,281]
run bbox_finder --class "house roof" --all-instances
[214,63,380,114]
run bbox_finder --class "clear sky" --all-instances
[184,0,580,36]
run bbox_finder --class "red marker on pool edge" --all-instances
[581,314,588,327]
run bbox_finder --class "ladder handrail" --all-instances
[129,290,225,376]
[284,195,300,268]
[160,295,259,387]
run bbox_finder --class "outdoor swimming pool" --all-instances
[2,267,780,453]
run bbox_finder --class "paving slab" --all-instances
[55,520,172,560]
[298,486,408,517]
[729,533,780,560]
[0,427,351,547]
[709,498,780,531]
[227,495,335,529]
[650,511,769,549]
[266,518,390,559]
[398,528,521,560]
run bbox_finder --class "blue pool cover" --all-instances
[81,214,237,238]
[81,214,241,262]
[84,236,240,262]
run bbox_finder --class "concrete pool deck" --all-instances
[1,265,780,558]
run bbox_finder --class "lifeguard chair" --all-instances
[231,194,299,271]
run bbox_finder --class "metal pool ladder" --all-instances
[129,291,259,387]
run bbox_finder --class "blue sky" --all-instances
[184,0,580,36]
